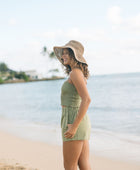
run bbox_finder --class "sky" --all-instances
[0,0,140,77]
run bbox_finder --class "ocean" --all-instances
[0,72,140,163]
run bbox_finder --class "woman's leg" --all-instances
[63,140,84,170]
[78,140,91,170]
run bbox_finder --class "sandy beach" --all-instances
[0,129,139,170]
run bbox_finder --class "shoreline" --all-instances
[0,76,65,85]
[0,116,140,165]
[0,129,140,170]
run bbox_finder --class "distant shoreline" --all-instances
[0,76,65,85]
[1,71,140,85]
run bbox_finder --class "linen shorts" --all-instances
[61,106,91,142]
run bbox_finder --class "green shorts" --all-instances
[61,106,91,142]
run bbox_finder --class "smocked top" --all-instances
[61,79,81,107]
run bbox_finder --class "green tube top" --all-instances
[61,80,82,107]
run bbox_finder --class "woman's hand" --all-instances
[64,124,78,139]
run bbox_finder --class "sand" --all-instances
[0,129,139,170]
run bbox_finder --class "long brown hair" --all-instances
[61,48,90,79]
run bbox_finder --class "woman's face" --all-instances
[61,48,72,66]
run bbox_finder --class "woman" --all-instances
[53,40,92,170]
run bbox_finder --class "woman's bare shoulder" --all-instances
[70,68,82,78]
[70,68,87,84]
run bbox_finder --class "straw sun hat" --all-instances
[53,40,88,66]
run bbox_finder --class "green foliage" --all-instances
[0,77,4,84]
[0,62,8,72]
[43,46,47,52]
[41,46,59,76]
[49,51,55,58]
[15,72,29,81]
[41,46,56,59]
[41,46,49,56]
[10,71,16,77]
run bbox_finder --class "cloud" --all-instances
[123,13,140,34]
[8,18,17,25]
[107,6,122,24]
[88,38,140,58]
[25,40,42,48]
[107,6,140,34]
[35,27,109,42]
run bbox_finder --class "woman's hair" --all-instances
[61,48,90,79]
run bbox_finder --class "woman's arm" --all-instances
[64,68,91,139]
[70,68,91,129]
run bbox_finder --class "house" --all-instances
[24,70,43,80]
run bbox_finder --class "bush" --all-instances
[0,77,4,84]
[15,72,29,81]
[0,63,8,72]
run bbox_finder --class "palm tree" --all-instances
[41,46,55,59]
[41,46,49,56]
[49,51,55,59]
[41,46,59,77]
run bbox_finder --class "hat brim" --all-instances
[53,45,88,66]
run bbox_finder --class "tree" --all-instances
[49,51,55,59]
[15,72,29,81]
[0,62,8,72]
[41,46,49,56]
[41,46,59,77]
